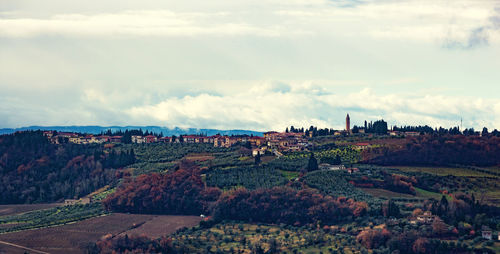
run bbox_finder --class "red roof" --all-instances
[183,135,201,139]
[355,143,370,146]
[250,136,265,140]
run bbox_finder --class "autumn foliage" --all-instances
[356,228,391,249]
[103,169,221,215]
[212,186,368,226]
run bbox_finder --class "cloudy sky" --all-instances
[1,0,499,131]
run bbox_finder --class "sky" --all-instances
[1,0,500,131]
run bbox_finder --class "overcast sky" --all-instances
[1,0,499,131]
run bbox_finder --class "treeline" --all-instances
[365,135,500,166]
[0,131,134,204]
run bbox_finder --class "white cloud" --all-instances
[1,80,499,130]
[1,0,498,47]
[0,10,281,38]
[121,82,500,131]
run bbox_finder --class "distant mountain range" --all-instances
[0,126,264,137]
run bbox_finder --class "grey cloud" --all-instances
[444,7,500,49]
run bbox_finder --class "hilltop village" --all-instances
[41,114,429,156]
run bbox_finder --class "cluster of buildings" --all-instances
[43,131,123,145]
[42,129,312,154]
[262,131,309,152]
[132,134,267,148]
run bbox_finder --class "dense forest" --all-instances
[103,167,221,215]
[213,186,368,225]
[365,135,500,166]
[0,131,134,204]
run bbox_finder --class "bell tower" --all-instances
[346,114,351,133]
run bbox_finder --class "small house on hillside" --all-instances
[482,226,492,240]
[64,197,91,206]
[354,143,371,150]
[64,199,78,206]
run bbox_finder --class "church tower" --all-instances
[346,114,351,133]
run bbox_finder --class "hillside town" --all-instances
[40,113,498,157]
[40,114,373,156]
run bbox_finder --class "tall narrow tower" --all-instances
[346,114,351,133]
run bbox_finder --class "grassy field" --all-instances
[280,170,300,180]
[0,213,201,254]
[184,153,215,162]
[414,187,448,200]
[360,188,418,199]
[393,166,498,177]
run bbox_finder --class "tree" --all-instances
[372,120,388,134]
[352,126,359,134]
[308,153,318,171]
[254,152,261,165]
[334,154,342,165]
[384,199,400,217]
[482,127,489,137]
[432,218,448,236]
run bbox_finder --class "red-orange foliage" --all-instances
[213,186,367,225]
[356,229,391,249]
[412,237,430,254]
[383,173,416,195]
[103,169,219,215]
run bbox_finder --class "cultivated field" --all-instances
[118,215,201,239]
[0,203,61,217]
[0,213,201,254]
[184,153,215,162]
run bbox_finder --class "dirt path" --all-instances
[0,240,50,254]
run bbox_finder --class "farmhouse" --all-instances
[482,226,492,240]
[144,135,157,143]
[158,136,172,143]
[319,163,346,170]
[416,211,436,224]
[64,197,91,206]
[131,135,144,143]
[354,143,371,150]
